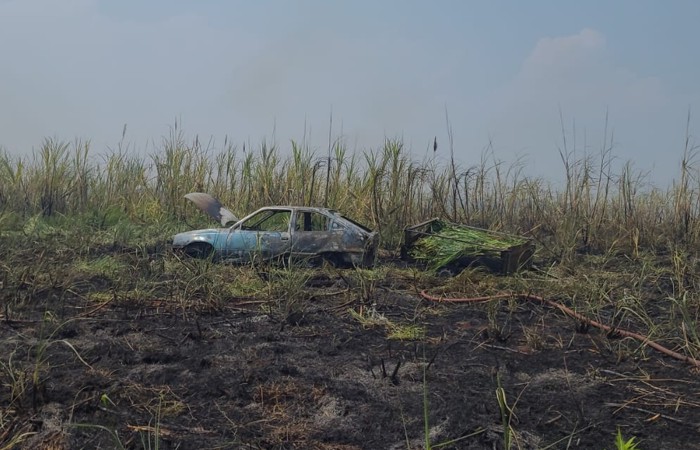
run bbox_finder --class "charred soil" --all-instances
[2,247,700,449]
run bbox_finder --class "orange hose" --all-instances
[419,290,700,368]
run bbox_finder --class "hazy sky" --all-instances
[1,0,699,184]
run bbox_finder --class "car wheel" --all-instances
[321,252,351,268]
[184,243,214,259]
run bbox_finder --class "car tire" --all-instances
[184,243,214,259]
[321,252,353,268]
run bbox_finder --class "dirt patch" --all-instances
[2,262,700,449]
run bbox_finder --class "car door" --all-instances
[290,210,340,257]
[223,226,258,261]
[226,209,292,261]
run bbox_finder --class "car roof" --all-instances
[255,206,339,214]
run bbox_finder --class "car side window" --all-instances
[297,212,330,232]
[241,210,291,232]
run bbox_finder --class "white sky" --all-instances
[1,0,699,185]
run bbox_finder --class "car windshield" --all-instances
[239,209,291,232]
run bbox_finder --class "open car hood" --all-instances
[184,193,238,226]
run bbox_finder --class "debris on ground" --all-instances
[402,218,534,274]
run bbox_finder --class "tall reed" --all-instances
[0,126,698,257]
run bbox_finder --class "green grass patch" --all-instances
[73,256,128,278]
[350,308,426,341]
[387,323,426,340]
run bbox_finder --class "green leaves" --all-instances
[409,220,529,271]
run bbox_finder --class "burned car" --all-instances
[172,193,378,267]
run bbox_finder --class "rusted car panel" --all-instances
[172,194,378,267]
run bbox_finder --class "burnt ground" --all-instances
[2,260,700,449]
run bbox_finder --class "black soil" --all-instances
[2,263,700,449]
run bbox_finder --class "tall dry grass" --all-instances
[0,124,699,257]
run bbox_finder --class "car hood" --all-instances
[184,193,238,226]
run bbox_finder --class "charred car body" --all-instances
[172,193,378,267]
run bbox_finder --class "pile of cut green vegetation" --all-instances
[408,220,530,271]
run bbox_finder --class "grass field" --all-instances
[2,128,700,448]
